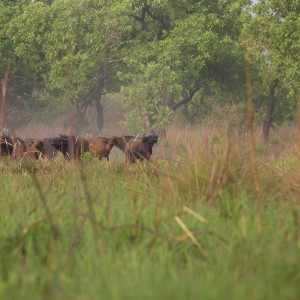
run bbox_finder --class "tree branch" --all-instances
[131,3,148,30]
[275,80,295,98]
[172,88,199,111]
[143,5,169,40]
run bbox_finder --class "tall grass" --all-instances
[0,131,299,299]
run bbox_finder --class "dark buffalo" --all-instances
[12,138,27,159]
[115,134,158,164]
[51,134,89,160]
[86,137,116,161]
[0,136,13,156]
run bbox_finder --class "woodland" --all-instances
[0,0,299,139]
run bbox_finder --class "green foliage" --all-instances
[0,0,298,130]
[7,2,50,77]
[120,63,179,133]
[0,0,133,125]
[119,0,249,131]
[255,142,266,156]
[243,0,300,100]
[256,1,299,81]
[269,136,280,146]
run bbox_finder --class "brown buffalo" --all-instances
[114,135,139,152]
[23,139,44,159]
[51,134,89,160]
[12,138,44,159]
[125,134,158,164]
[0,136,13,156]
[40,138,58,159]
[86,137,116,161]
[115,134,158,164]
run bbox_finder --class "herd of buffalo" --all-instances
[0,133,159,164]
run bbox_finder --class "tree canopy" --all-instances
[0,0,299,134]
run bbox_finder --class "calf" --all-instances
[86,137,116,161]
[51,134,89,160]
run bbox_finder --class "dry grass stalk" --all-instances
[245,48,262,236]
[174,215,208,259]
[183,206,208,223]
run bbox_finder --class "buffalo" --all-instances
[51,134,89,160]
[23,139,44,159]
[0,136,13,156]
[12,138,27,159]
[40,138,58,159]
[115,134,158,164]
[11,138,44,160]
[86,137,116,161]
[114,135,139,151]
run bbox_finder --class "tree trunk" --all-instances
[143,114,152,135]
[64,97,91,134]
[0,65,10,131]
[182,103,189,121]
[263,79,279,143]
[172,88,198,111]
[74,103,88,135]
[95,97,104,133]
[0,65,17,153]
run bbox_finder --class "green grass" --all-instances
[0,140,299,300]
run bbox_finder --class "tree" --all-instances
[2,0,134,133]
[243,0,300,142]
[2,0,297,136]
[0,0,35,129]
[119,0,251,133]
[36,0,133,133]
